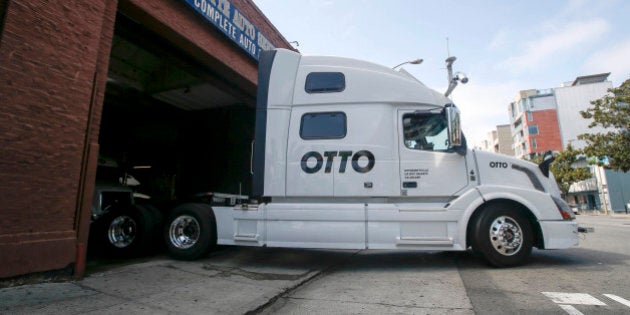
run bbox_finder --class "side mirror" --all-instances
[445,105,467,155]
[538,150,555,178]
[446,105,462,146]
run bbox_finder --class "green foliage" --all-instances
[550,145,591,195]
[524,153,544,165]
[578,79,630,172]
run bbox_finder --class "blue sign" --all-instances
[184,0,275,61]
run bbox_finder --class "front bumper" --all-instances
[578,226,595,233]
[540,220,579,249]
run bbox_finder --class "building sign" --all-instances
[184,0,275,61]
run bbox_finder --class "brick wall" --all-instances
[525,110,563,155]
[0,0,117,278]
[0,0,292,279]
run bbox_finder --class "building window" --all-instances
[528,125,539,135]
[532,138,537,149]
[527,111,533,121]
[300,112,347,139]
[305,72,345,93]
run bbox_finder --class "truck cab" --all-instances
[163,48,580,267]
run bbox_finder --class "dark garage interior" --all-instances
[100,14,257,207]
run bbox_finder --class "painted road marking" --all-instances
[603,294,630,308]
[558,304,585,315]
[542,292,606,305]
[543,292,630,315]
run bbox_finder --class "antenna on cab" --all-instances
[444,38,468,97]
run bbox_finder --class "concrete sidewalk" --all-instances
[0,248,354,314]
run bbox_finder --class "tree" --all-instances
[578,79,630,172]
[524,153,543,165]
[550,145,591,195]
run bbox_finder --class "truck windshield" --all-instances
[403,112,449,151]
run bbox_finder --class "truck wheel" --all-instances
[94,205,156,257]
[143,204,164,253]
[472,203,533,267]
[164,203,216,260]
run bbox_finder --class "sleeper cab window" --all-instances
[305,72,345,93]
[300,112,347,140]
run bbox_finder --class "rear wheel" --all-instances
[92,204,157,257]
[472,203,533,267]
[143,204,164,253]
[164,203,215,260]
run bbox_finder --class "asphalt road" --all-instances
[458,213,630,315]
[257,214,630,314]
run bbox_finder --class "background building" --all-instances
[495,124,515,156]
[479,125,514,156]
[508,73,612,158]
[508,89,562,158]
[568,158,630,214]
[555,73,613,150]
[507,73,629,213]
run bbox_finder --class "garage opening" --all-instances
[89,12,256,260]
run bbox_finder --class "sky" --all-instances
[253,0,630,146]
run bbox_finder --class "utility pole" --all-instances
[596,165,609,215]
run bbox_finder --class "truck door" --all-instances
[397,109,468,196]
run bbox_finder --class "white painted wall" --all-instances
[554,81,612,149]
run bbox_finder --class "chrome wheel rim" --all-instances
[489,215,523,256]
[108,215,137,248]
[169,215,200,249]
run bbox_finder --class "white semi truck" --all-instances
[163,48,584,267]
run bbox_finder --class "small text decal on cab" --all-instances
[301,150,375,174]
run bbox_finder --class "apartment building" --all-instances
[508,89,562,158]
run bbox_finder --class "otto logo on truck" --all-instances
[301,150,375,174]
[489,161,509,169]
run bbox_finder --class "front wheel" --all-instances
[164,203,216,260]
[472,203,533,267]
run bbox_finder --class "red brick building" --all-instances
[524,109,563,155]
[0,0,293,279]
[509,89,563,158]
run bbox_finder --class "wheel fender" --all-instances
[476,185,555,219]
[452,186,548,249]
[448,188,486,248]
[461,185,550,249]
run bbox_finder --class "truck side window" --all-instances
[403,112,450,151]
[300,112,347,139]
[305,72,345,93]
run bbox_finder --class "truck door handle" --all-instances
[403,181,417,188]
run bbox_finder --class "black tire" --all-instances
[471,203,533,267]
[92,204,156,258]
[143,204,165,253]
[164,203,216,260]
